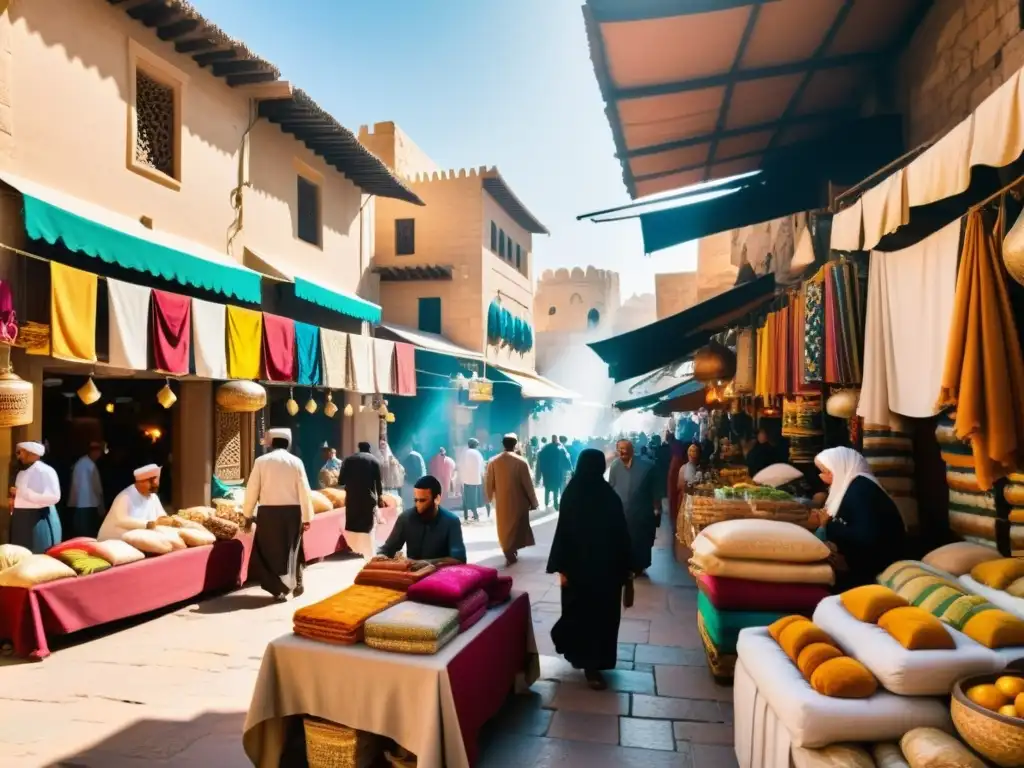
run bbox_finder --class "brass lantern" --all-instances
[324,391,338,418]
[0,346,33,427]
[826,389,860,420]
[694,341,737,383]
[77,377,102,406]
[157,379,177,409]
[286,387,300,417]
[304,394,318,415]
[215,380,267,413]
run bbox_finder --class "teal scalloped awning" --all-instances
[294,276,381,324]
[19,192,263,303]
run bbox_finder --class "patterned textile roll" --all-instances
[862,424,918,532]
[363,602,460,655]
[803,272,825,383]
[294,585,406,645]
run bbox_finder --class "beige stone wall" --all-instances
[533,267,620,334]
[358,121,439,181]
[654,271,698,319]
[613,293,657,334]
[696,231,737,302]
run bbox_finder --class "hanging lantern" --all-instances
[694,341,737,383]
[0,346,33,428]
[156,380,177,409]
[826,389,860,419]
[77,377,101,406]
[286,387,299,417]
[385,411,396,423]
[324,391,338,418]
[304,394,318,415]
[215,381,267,413]
[105,402,115,414]
[343,403,354,417]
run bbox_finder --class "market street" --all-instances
[0,511,735,768]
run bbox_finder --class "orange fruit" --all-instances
[998,704,1019,718]
[966,683,1009,711]
[1016,692,1024,717]
[995,675,1024,698]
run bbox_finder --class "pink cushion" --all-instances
[408,564,496,606]
[456,589,488,621]
[46,537,97,558]
[460,604,487,633]
[697,574,829,612]
[486,576,513,606]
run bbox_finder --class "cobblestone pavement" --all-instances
[0,508,737,768]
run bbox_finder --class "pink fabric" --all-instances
[460,604,487,633]
[151,290,192,375]
[395,342,417,396]
[485,576,513,606]
[0,279,17,343]
[429,454,456,501]
[45,537,97,558]
[697,574,829,613]
[456,588,488,623]
[408,564,496,606]
[446,593,533,765]
[0,538,251,659]
[261,312,296,382]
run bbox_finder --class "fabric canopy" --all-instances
[590,274,776,382]
[320,328,348,389]
[50,262,97,363]
[377,323,483,361]
[151,289,191,375]
[226,305,263,380]
[262,312,296,383]
[489,365,578,401]
[107,278,150,371]
[294,321,322,387]
[3,172,262,303]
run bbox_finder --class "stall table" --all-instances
[243,592,538,768]
[0,537,252,659]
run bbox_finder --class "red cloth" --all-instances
[456,588,488,624]
[0,538,251,659]
[151,290,192,375]
[485,576,513,606]
[446,593,533,765]
[46,537,96,557]
[395,342,417,396]
[261,312,296,382]
[697,574,829,613]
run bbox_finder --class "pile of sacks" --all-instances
[690,519,834,679]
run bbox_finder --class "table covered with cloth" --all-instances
[243,591,539,768]
[0,537,252,659]
[292,506,399,563]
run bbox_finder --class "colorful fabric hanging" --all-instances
[0,280,18,344]
[226,305,262,380]
[151,289,191,375]
[802,272,825,383]
[734,328,756,394]
[347,334,375,394]
[261,312,296,383]
[320,328,348,389]
[294,321,322,387]
[192,298,227,379]
[395,342,417,396]
[107,278,150,370]
[373,338,396,394]
[50,262,97,363]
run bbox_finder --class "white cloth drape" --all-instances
[373,338,396,394]
[347,334,375,394]
[320,329,348,389]
[191,298,227,379]
[107,279,151,370]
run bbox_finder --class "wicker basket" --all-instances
[215,380,267,413]
[951,668,1024,767]
[303,717,382,768]
[681,494,756,546]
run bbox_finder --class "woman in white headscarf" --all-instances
[808,447,907,590]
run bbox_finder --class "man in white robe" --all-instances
[243,428,314,602]
[97,464,164,541]
[9,441,62,553]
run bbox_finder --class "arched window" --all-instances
[587,308,600,328]
[569,293,583,305]
[548,306,557,315]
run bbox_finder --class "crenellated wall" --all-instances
[533,265,621,333]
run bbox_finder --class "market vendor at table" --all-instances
[377,474,467,564]
[9,441,62,553]
[97,464,164,541]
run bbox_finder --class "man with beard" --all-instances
[486,433,539,565]
[377,475,466,563]
[97,463,163,541]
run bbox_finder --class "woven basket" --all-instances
[682,495,756,546]
[303,717,382,768]
[951,669,1024,767]
[215,380,267,413]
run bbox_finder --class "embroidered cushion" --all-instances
[55,549,112,576]
[840,585,909,623]
[363,602,459,652]
[970,557,1024,591]
[485,576,513,606]
[0,543,32,571]
[694,519,829,563]
[450,562,499,587]
[81,539,145,566]
[310,491,333,514]
[922,542,1002,576]
[45,537,97,558]
[201,515,239,541]
[178,527,216,547]
[796,642,844,679]
[876,606,955,650]
[768,615,807,642]
[0,554,76,587]
[153,526,187,550]
[408,564,497,606]
[698,574,829,612]
[122,529,174,555]
[779,620,834,661]
[689,550,835,585]
[960,607,1024,648]
[809,657,878,699]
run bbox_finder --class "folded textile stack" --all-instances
[407,563,498,608]
[363,602,460,654]
[354,557,436,591]
[456,589,488,632]
[293,585,405,645]
[689,519,834,680]
[487,575,513,606]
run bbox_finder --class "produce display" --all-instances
[715,484,795,501]
[965,675,1024,718]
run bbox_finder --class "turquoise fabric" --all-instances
[22,194,262,303]
[211,475,233,500]
[697,591,787,654]
[293,277,381,324]
[295,321,322,386]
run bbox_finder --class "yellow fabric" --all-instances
[970,557,1024,590]
[922,542,1001,576]
[0,554,76,587]
[689,550,835,585]
[768,615,806,643]
[226,305,263,380]
[779,620,834,662]
[49,262,97,363]
[1007,576,1024,598]
[796,642,843,680]
[695,519,829,563]
[840,585,909,623]
[809,657,878,699]
[877,606,955,650]
[937,209,1024,491]
[961,608,1024,648]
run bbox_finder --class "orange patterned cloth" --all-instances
[293,585,405,644]
[354,560,436,592]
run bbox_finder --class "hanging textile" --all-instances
[261,312,296,383]
[938,208,1024,491]
[755,324,769,400]
[320,328,348,389]
[50,262,97,363]
[395,342,417,396]
[734,329,756,394]
[294,321,322,387]
[151,289,191,375]
[107,278,150,370]
[373,338,396,394]
[347,334,375,394]
[821,262,864,385]
[192,298,227,379]
[226,305,262,380]
[863,421,919,534]
[802,271,825,383]
[0,280,18,344]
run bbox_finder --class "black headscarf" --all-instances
[546,449,633,586]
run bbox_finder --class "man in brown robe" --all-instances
[485,433,538,565]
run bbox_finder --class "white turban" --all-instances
[265,428,292,447]
[503,433,518,441]
[16,441,45,457]
[134,464,161,481]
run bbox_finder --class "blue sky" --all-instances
[196,0,697,298]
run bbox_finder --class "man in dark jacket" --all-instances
[536,434,571,511]
[340,442,383,560]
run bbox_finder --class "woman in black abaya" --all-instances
[547,448,634,690]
